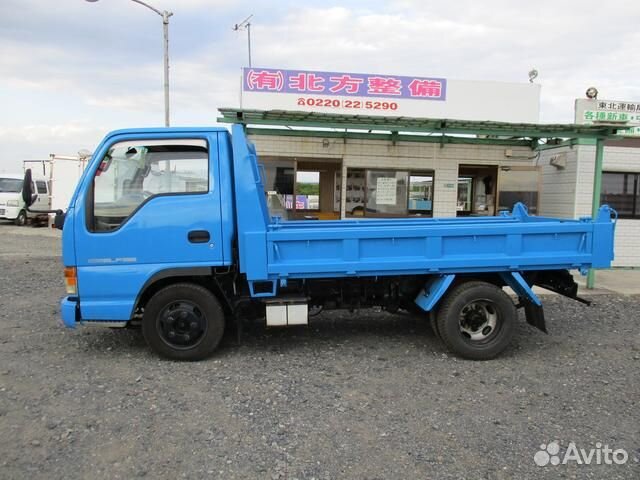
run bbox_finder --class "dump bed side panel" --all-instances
[263,207,615,280]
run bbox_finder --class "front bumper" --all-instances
[60,296,80,328]
[0,206,20,220]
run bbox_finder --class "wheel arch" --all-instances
[133,267,233,317]
[415,272,508,314]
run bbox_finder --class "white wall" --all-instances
[538,146,579,218]
[249,134,535,218]
[538,143,640,267]
[577,145,640,267]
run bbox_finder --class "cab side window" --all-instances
[90,140,208,232]
[36,181,48,194]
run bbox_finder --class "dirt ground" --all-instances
[0,225,638,479]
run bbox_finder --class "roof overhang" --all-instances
[218,108,623,141]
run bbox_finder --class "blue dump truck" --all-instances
[22,124,616,361]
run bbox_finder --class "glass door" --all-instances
[457,177,473,215]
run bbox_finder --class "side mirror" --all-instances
[53,210,65,230]
[22,169,34,207]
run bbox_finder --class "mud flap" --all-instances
[498,271,547,334]
[523,300,547,333]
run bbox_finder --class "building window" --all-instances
[408,174,434,214]
[263,160,295,197]
[456,177,473,214]
[287,170,320,211]
[344,168,434,218]
[341,169,366,216]
[601,172,639,219]
[497,167,540,214]
[366,170,408,216]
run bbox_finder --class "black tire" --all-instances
[429,311,441,340]
[14,210,27,226]
[436,281,516,360]
[142,283,225,361]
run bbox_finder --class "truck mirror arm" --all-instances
[24,206,66,230]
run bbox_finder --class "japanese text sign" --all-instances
[243,68,447,101]
[239,66,541,122]
[575,98,640,137]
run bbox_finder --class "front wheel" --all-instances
[14,210,27,226]
[436,281,516,360]
[142,283,225,361]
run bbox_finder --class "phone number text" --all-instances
[297,97,398,111]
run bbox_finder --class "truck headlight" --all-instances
[64,267,77,295]
[6,200,19,207]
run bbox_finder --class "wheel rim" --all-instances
[157,300,207,350]
[17,212,25,225]
[459,299,500,343]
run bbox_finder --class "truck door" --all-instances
[73,134,225,321]
[34,179,49,210]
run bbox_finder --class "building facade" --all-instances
[249,131,539,219]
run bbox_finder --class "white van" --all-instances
[0,173,50,225]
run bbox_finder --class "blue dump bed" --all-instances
[230,125,616,289]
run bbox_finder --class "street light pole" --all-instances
[246,21,252,68]
[161,9,171,127]
[233,15,253,68]
[86,0,173,126]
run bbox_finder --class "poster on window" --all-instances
[376,177,397,205]
[284,195,309,210]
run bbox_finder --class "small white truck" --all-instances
[6,154,90,226]
[0,172,49,225]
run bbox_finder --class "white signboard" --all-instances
[376,177,397,205]
[575,98,640,136]
[240,67,541,123]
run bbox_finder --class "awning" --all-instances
[218,108,622,140]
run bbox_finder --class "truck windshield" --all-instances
[0,178,23,193]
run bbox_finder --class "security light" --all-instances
[586,87,598,99]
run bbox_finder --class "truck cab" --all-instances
[0,173,49,225]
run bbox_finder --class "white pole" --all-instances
[162,11,171,126]
[247,22,252,68]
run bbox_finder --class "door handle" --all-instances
[188,230,210,243]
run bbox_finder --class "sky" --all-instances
[1,0,639,172]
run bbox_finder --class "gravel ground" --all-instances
[0,224,638,479]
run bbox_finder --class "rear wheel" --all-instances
[436,281,516,360]
[142,283,225,361]
[14,210,27,226]
[429,311,441,340]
